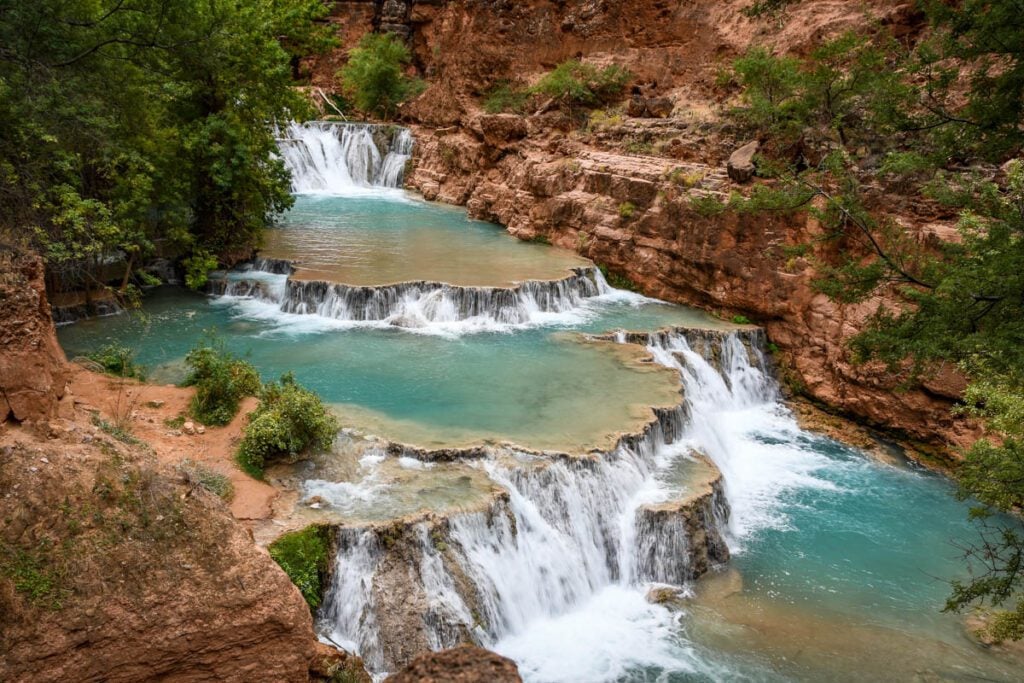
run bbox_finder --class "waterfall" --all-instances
[209,262,610,333]
[277,121,413,193]
[315,330,776,675]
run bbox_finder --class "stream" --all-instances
[57,122,1024,682]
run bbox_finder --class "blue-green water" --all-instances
[57,188,1023,681]
[57,287,711,450]
[266,194,591,286]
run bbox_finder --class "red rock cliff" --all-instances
[310,0,974,457]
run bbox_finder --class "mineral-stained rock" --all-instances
[386,644,522,683]
[727,141,759,183]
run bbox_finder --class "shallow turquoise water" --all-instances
[57,288,704,450]
[57,190,1023,681]
[678,419,1022,681]
[266,194,590,286]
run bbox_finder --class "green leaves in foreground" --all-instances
[0,0,332,283]
[268,525,331,608]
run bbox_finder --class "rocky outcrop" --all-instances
[0,250,67,423]
[634,454,730,583]
[0,249,324,682]
[405,125,979,458]
[0,425,318,682]
[387,644,522,683]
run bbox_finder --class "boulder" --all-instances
[477,114,529,148]
[727,141,759,183]
[646,96,674,118]
[387,645,522,683]
[626,96,674,118]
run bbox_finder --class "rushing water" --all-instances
[57,124,1023,681]
[277,121,413,192]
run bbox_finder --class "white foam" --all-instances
[648,333,838,548]
[303,475,391,512]
[493,585,715,682]
[397,456,435,470]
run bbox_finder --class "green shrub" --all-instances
[689,194,728,216]
[236,373,339,477]
[0,542,67,610]
[268,525,331,608]
[184,338,261,426]
[732,315,753,325]
[483,81,529,114]
[730,47,806,141]
[618,201,636,219]
[530,60,631,111]
[339,33,422,117]
[87,343,145,380]
[177,459,234,500]
[91,413,143,447]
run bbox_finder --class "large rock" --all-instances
[0,251,67,423]
[476,114,529,149]
[387,645,522,683]
[727,141,759,183]
[626,95,674,118]
[0,423,317,682]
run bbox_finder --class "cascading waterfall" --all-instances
[209,263,611,332]
[277,121,413,193]
[317,330,773,676]
[645,329,827,542]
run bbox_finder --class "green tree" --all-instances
[920,0,1024,159]
[720,1,1024,640]
[0,0,333,294]
[339,33,421,117]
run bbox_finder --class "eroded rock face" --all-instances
[0,426,318,683]
[0,258,320,682]
[387,644,522,683]
[0,251,67,423]
[407,130,978,457]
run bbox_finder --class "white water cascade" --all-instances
[277,121,413,193]
[317,330,782,679]
[209,263,617,334]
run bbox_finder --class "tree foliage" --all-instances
[0,0,334,291]
[722,1,1024,639]
[339,33,422,118]
[481,60,631,116]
